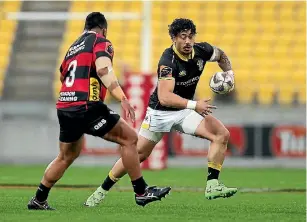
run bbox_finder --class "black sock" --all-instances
[35,183,51,202]
[131,177,148,195]
[101,175,116,191]
[207,167,220,181]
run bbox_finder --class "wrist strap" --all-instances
[187,100,197,110]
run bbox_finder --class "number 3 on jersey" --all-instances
[65,60,77,87]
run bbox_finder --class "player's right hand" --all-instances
[196,98,217,116]
[121,98,136,123]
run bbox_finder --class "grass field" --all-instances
[0,165,305,222]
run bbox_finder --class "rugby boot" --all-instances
[135,186,171,207]
[84,186,108,207]
[205,179,238,200]
[27,197,55,210]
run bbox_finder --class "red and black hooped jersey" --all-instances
[56,31,114,109]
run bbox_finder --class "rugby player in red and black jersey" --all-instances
[27,12,171,210]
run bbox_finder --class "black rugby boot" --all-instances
[27,197,55,210]
[135,186,171,207]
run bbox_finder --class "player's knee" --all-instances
[129,130,138,146]
[138,150,150,162]
[58,152,78,167]
[122,130,138,147]
[214,128,230,145]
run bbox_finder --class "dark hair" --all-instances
[84,12,107,30]
[168,18,196,38]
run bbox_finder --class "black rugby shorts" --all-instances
[57,102,120,143]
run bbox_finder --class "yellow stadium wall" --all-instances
[54,1,306,105]
[152,1,306,105]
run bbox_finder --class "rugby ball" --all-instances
[209,72,234,94]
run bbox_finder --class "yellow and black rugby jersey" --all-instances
[148,42,214,111]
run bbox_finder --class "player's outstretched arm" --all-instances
[95,56,135,121]
[209,46,234,75]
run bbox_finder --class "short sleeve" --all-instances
[198,42,214,61]
[59,64,63,73]
[157,50,176,80]
[59,59,65,73]
[93,37,114,61]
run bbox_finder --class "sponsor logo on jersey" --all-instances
[176,76,200,87]
[89,78,100,101]
[179,70,187,77]
[58,91,78,102]
[66,40,85,58]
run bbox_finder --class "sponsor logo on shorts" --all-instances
[89,78,100,101]
[94,119,107,130]
[141,114,151,130]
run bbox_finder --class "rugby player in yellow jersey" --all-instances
[85,18,237,207]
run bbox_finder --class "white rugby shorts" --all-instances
[139,107,204,143]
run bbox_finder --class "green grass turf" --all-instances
[0,165,305,189]
[0,165,305,222]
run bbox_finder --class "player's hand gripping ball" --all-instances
[209,72,234,94]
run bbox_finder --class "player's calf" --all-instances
[213,128,230,152]
[205,129,238,199]
[100,121,148,197]
[194,115,237,199]
[94,150,150,199]
[97,136,156,193]
[28,137,84,210]
[85,134,171,207]
[206,128,229,181]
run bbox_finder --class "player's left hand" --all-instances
[121,98,136,123]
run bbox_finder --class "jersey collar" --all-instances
[172,45,195,62]
[84,30,105,38]
[87,30,97,34]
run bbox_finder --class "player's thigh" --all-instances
[173,110,228,142]
[195,115,229,142]
[57,109,85,143]
[138,127,164,157]
[173,110,203,136]
[85,102,123,140]
[143,107,175,133]
[59,135,85,161]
